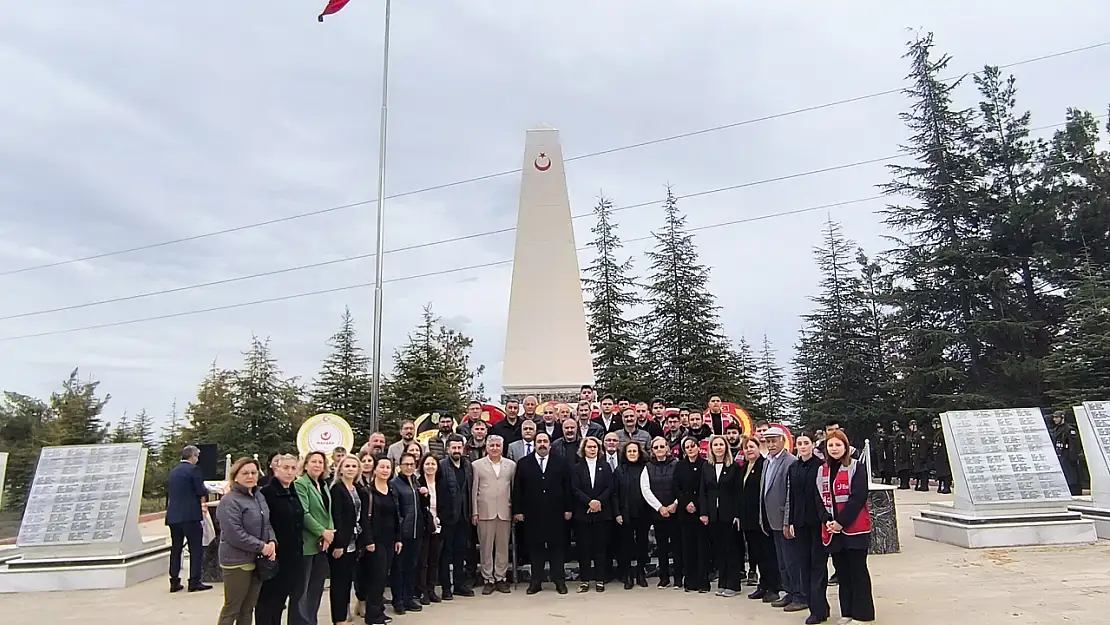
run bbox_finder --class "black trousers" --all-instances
[363,543,393,625]
[678,514,709,590]
[391,535,420,608]
[526,519,566,584]
[620,516,650,572]
[606,520,623,580]
[416,532,443,596]
[651,516,677,581]
[797,526,830,621]
[897,469,911,489]
[1061,459,1082,496]
[255,553,303,625]
[831,549,875,622]
[708,520,739,590]
[576,520,610,582]
[744,530,780,592]
[439,523,469,592]
[328,551,357,623]
[168,521,204,585]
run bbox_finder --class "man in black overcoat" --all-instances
[512,432,573,595]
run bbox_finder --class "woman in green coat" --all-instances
[290,451,335,625]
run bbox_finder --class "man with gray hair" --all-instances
[471,434,516,594]
[165,445,211,593]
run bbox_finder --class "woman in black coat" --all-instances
[700,435,741,596]
[389,452,429,614]
[785,433,828,623]
[365,457,402,625]
[739,437,780,601]
[571,436,616,593]
[675,436,709,592]
[613,440,650,589]
[256,454,304,625]
[329,456,371,625]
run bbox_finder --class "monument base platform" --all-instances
[501,385,583,405]
[912,503,1097,549]
[0,537,170,593]
[868,484,900,554]
[1067,503,1110,540]
[0,546,19,565]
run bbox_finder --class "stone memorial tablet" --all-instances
[1080,402,1110,472]
[1074,402,1110,519]
[16,443,143,547]
[945,408,1071,506]
[0,451,8,509]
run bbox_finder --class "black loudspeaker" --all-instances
[196,443,219,480]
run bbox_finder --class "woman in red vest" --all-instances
[818,430,875,623]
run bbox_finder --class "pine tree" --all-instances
[753,335,787,422]
[48,369,109,446]
[734,337,760,413]
[0,392,50,508]
[1044,267,1110,408]
[381,305,485,438]
[183,362,238,460]
[880,32,993,415]
[132,409,156,449]
[311,307,374,440]
[639,186,743,404]
[582,194,642,398]
[233,336,297,459]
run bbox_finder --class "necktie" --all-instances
[526,443,533,455]
[539,457,546,473]
[609,455,616,470]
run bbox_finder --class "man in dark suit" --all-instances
[438,434,475,598]
[165,445,211,593]
[512,432,572,595]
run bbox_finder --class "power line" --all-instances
[2,116,1095,323]
[0,195,880,342]
[2,39,1106,278]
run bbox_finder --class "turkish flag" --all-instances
[318,0,352,22]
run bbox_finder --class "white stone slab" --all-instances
[0,451,8,509]
[1073,402,1110,509]
[0,546,169,593]
[912,505,1096,548]
[1066,503,1110,540]
[502,125,595,395]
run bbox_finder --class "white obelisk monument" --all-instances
[501,125,595,402]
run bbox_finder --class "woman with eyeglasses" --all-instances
[256,454,304,625]
[416,453,445,605]
[675,436,709,592]
[701,434,741,598]
[639,436,679,588]
[292,451,335,625]
[571,436,616,592]
[390,453,428,614]
[613,440,650,589]
[217,457,276,625]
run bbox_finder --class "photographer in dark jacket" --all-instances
[256,454,304,625]
[437,434,473,598]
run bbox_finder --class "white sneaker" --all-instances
[836,618,855,625]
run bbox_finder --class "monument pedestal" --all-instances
[1067,502,1110,540]
[913,502,1096,548]
[868,484,899,554]
[0,536,169,593]
[912,409,1097,549]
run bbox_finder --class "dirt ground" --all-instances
[1,490,1107,624]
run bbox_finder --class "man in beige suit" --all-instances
[471,434,517,594]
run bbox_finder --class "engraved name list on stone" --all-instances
[947,408,1071,505]
[1081,401,1110,467]
[17,444,142,547]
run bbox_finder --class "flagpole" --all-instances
[370,0,392,434]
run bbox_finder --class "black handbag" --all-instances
[256,554,280,582]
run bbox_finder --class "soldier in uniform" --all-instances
[930,417,951,494]
[891,421,910,490]
[1049,410,1083,496]
[879,424,894,485]
[871,424,888,483]
[908,420,929,491]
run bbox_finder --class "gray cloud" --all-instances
[1,1,1108,426]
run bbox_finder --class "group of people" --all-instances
[166,385,877,625]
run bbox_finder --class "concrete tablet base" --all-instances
[0,539,170,593]
[1068,504,1110,540]
[912,504,1097,549]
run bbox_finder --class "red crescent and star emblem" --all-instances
[534,152,551,172]
[319,431,331,441]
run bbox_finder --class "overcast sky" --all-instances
[1,1,1107,430]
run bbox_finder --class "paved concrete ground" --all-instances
[1,490,1107,624]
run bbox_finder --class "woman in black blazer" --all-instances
[571,436,616,593]
[365,456,402,625]
[329,456,371,625]
[700,435,741,596]
[256,454,304,625]
[739,437,780,601]
[389,452,429,614]
[614,441,650,589]
[675,436,709,592]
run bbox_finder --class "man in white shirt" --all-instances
[508,420,538,462]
